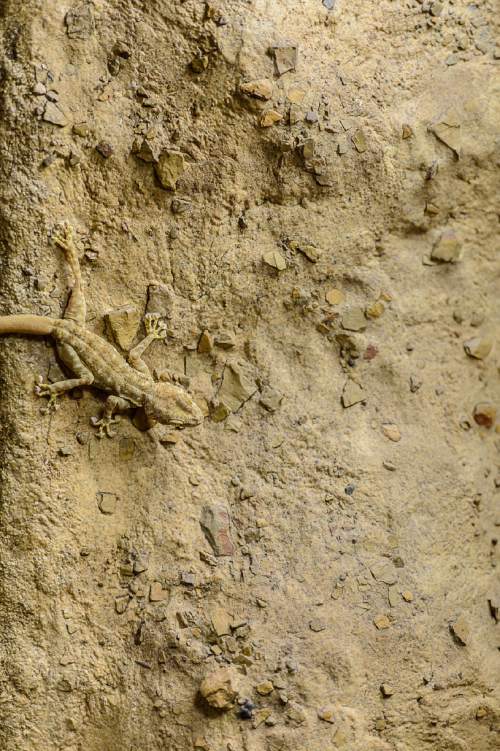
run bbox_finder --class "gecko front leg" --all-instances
[91,395,133,438]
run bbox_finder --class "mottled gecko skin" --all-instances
[0,224,203,437]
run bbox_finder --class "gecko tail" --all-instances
[0,314,56,336]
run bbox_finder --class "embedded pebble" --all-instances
[325,288,344,305]
[260,110,283,127]
[464,337,493,360]
[105,306,140,350]
[382,423,401,442]
[373,614,391,629]
[240,79,273,100]
[342,307,366,332]
[155,150,185,190]
[199,668,238,710]
[473,403,496,429]
[450,615,470,646]
[200,504,235,556]
[318,704,336,723]
[431,229,461,263]
[263,250,286,270]
[341,379,365,408]
[271,45,298,75]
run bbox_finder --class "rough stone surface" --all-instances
[0,2,498,751]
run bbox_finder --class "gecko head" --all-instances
[144,382,204,428]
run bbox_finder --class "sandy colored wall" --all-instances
[0,1,498,749]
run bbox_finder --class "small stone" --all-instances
[215,331,235,349]
[58,446,73,457]
[450,615,470,646]
[46,90,58,102]
[375,718,386,731]
[476,706,489,720]
[260,109,282,128]
[305,110,318,124]
[211,607,232,636]
[430,1,444,17]
[211,403,231,422]
[464,337,493,360]
[341,380,365,408]
[380,683,395,697]
[473,403,496,429]
[429,110,461,157]
[365,301,385,319]
[65,2,95,39]
[133,556,149,574]
[364,344,378,361]
[96,141,113,158]
[200,504,235,556]
[287,87,306,104]
[271,45,298,76]
[431,229,462,263]
[155,150,185,190]
[73,122,89,137]
[352,129,367,153]
[42,101,67,127]
[255,680,274,696]
[105,306,140,350]
[370,561,398,585]
[382,423,401,442]
[373,614,391,630]
[180,572,196,586]
[402,590,413,602]
[259,386,282,413]
[97,492,117,515]
[263,250,286,271]
[297,243,321,262]
[322,0,336,10]
[115,595,129,614]
[309,618,326,632]
[388,586,399,608]
[402,124,413,139]
[286,702,307,724]
[318,704,335,723]
[325,288,344,305]
[149,581,169,602]
[159,431,180,446]
[132,138,160,163]
[198,330,214,354]
[240,78,273,100]
[33,82,46,95]
[199,668,238,710]
[147,283,176,318]
[342,307,366,332]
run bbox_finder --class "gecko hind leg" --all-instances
[36,344,94,413]
[52,223,87,325]
[91,395,133,439]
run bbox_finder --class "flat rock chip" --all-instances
[147,283,176,318]
[263,250,286,270]
[450,615,470,645]
[259,386,282,413]
[431,229,462,263]
[97,492,117,515]
[198,330,214,354]
[132,138,160,163]
[149,581,169,602]
[199,667,238,710]
[155,150,185,190]
[271,45,298,75]
[341,307,366,331]
[352,129,368,153]
[43,102,67,127]
[240,78,273,100]
[260,109,283,127]
[341,379,365,408]
[464,337,493,360]
[105,306,140,350]
[318,704,336,723]
[211,607,232,636]
[370,560,398,585]
[219,363,257,412]
[65,2,95,39]
[200,504,235,556]
[429,109,461,157]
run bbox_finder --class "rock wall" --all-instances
[0,1,498,750]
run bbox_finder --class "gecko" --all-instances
[0,223,203,437]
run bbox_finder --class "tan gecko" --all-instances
[0,223,203,437]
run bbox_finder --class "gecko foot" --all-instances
[144,313,167,340]
[52,222,74,252]
[90,413,121,439]
[35,377,60,414]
